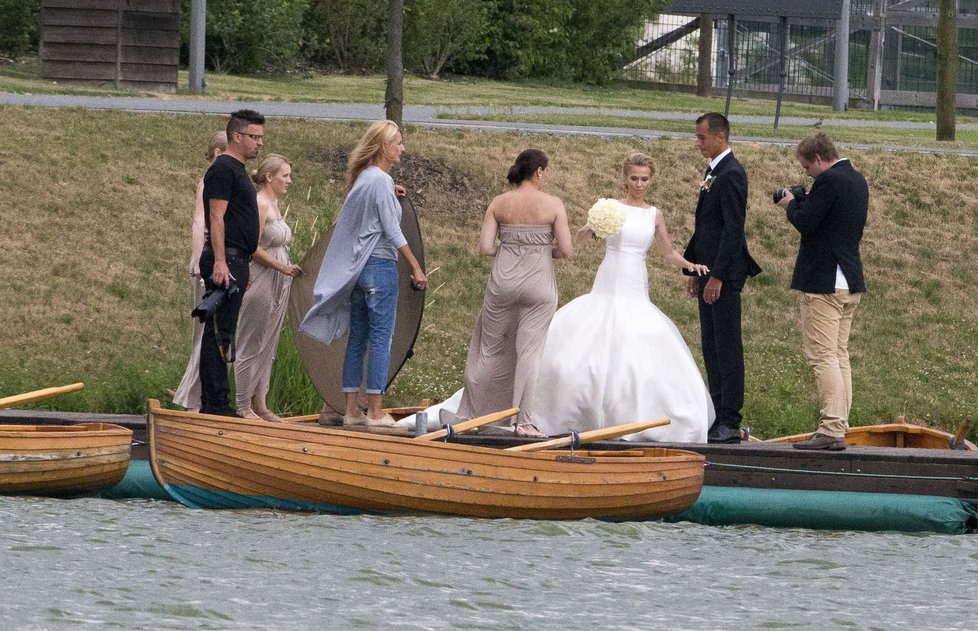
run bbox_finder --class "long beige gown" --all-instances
[172,275,206,410]
[234,217,294,412]
[456,224,557,425]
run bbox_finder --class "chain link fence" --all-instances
[626,1,978,108]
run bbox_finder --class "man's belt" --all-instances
[203,244,251,260]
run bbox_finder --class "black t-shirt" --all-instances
[203,154,259,254]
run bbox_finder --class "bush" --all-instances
[181,0,308,73]
[303,0,386,71]
[404,0,491,78]
[0,0,39,59]
[457,0,664,84]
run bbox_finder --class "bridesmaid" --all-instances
[234,154,303,421]
[455,149,573,436]
[173,131,227,412]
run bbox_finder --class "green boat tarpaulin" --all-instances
[673,486,978,534]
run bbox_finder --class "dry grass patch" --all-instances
[1,107,975,439]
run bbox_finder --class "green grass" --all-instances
[5,54,978,131]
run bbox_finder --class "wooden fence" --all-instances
[40,0,180,93]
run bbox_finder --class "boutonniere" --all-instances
[700,174,716,192]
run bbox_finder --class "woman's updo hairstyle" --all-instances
[251,153,291,188]
[622,152,655,177]
[506,148,549,185]
[206,131,227,160]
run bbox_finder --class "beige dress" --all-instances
[234,217,294,411]
[456,224,557,425]
[173,275,206,410]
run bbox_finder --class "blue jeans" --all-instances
[342,257,399,394]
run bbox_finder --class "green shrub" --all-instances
[0,0,39,59]
[303,0,386,71]
[180,0,308,73]
[457,0,664,84]
[404,0,491,78]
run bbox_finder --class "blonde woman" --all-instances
[300,121,427,427]
[234,154,302,421]
[173,131,227,412]
[530,152,715,443]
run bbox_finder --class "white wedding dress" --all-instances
[398,201,715,441]
[529,201,715,442]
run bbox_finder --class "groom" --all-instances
[684,113,761,444]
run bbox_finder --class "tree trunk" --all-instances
[936,0,958,141]
[385,0,404,128]
[696,15,713,97]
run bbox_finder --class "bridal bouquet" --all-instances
[587,198,625,239]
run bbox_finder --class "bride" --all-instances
[528,152,715,442]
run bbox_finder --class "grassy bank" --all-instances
[1,107,975,440]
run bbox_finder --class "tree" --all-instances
[935,0,957,141]
[385,0,404,128]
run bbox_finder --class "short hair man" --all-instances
[777,133,868,450]
[684,112,762,443]
[198,109,265,416]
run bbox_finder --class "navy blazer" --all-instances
[786,160,867,294]
[683,152,761,283]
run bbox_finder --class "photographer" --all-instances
[776,133,868,450]
[198,109,265,417]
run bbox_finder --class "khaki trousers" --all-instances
[800,290,861,437]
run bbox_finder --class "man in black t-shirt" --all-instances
[198,109,264,416]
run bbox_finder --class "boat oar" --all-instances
[950,415,973,449]
[506,418,671,452]
[415,407,520,441]
[0,383,85,410]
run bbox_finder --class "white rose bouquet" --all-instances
[587,198,625,239]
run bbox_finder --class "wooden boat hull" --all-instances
[767,424,977,450]
[147,400,705,520]
[0,423,133,496]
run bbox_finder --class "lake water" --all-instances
[2,496,976,630]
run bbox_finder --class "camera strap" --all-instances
[211,313,237,363]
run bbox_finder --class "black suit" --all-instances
[786,159,867,294]
[684,152,761,432]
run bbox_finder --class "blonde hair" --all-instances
[346,120,401,191]
[251,154,291,188]
[206,131,228,160]
[623,152,655,177]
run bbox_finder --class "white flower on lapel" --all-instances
[700,174,716,192]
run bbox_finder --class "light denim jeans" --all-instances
[342,257,399,394]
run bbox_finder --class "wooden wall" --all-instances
[40,0,180,93]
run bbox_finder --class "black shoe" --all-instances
[792,432,846,450]
[707,424,742,444]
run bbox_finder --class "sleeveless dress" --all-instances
[456,224,557,425]
[530,202,715,442]
[234,216,294,410]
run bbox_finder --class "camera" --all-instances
[192,283,240,322]
[772,184,807,204]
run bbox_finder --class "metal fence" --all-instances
[626,1,978,108]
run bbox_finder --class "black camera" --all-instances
[192,283,241,322]
[772,184,807,204]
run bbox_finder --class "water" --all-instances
[2,496,976,630]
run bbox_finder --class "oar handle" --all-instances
[951,415,973,449]
[415,407,519,441]
[0,383,85,410]
[506,418,671,452]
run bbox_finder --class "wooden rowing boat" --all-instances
[766,422,976,450]
[147,399,705,520]
[0,423,132,496]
